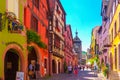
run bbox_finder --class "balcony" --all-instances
[6,12,23,33]
[53,47,64,58]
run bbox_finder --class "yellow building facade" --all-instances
[90,26,100,57]
[90,32,95,56]
[108,1,120,80]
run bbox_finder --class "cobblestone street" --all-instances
[41,69,105,80]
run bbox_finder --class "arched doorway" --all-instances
[4,49,19,80]
[28,47,37,66]
[52,60,56,73]
[110,53,113,70]
[58,62,60,73]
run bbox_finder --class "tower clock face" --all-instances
[75,45,79,48]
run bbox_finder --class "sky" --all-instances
[61,0,102,52]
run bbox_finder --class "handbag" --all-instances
[28,70,34,76]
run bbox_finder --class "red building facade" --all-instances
[64,25,74,66]
[24,0,49,77]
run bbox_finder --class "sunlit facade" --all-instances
[0,0,27,80]
[64,25,73,66]
[90,26,100,57]
[108,0,120,79]
[24,0,49,77]
[48,0,66,75]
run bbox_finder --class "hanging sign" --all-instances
[16,72,24,80]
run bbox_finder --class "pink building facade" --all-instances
[99,0,109,65]
[64,25,73,66]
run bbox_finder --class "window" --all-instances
[115,48,117,69]
[0,13,2,31]
[114,22,117,38]
[31,15,38,32]
[62,44,64,51]
[119,13,120,32]
[32,0,39,9]
[56,19,58,27]
[44,59,47,69]
[8,0,19,18]
[111,29,113,42]
[105,56,107,64]
[54,34,60,48]
[62,14,64,21]
[104,5,107,14]
[119,44,120,69]
[56,5,59,11]
[110,13,112,23]
[113,2,115,15]
[56,5,60,14]
[46,28,48,38]
[115,0,118,6]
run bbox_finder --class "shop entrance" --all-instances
[58,62,60,73]
[4,49,19,80]
[52,60,56,73]
[28,47,37,66]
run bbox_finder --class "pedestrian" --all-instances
[83,66,85,71]
[79,66,81,70]
[68,65,72,74]
[35,61,40,79]
[74,65,78,76]
[93,61,98,76]
[28,60,36,80]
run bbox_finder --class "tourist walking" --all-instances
[28,60,36,80]
[68,65,72,74]
[93,61,98,76]
[74,65,78,76]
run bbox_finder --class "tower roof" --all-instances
[73,30,81,42]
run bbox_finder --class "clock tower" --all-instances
[73,30,82,65]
